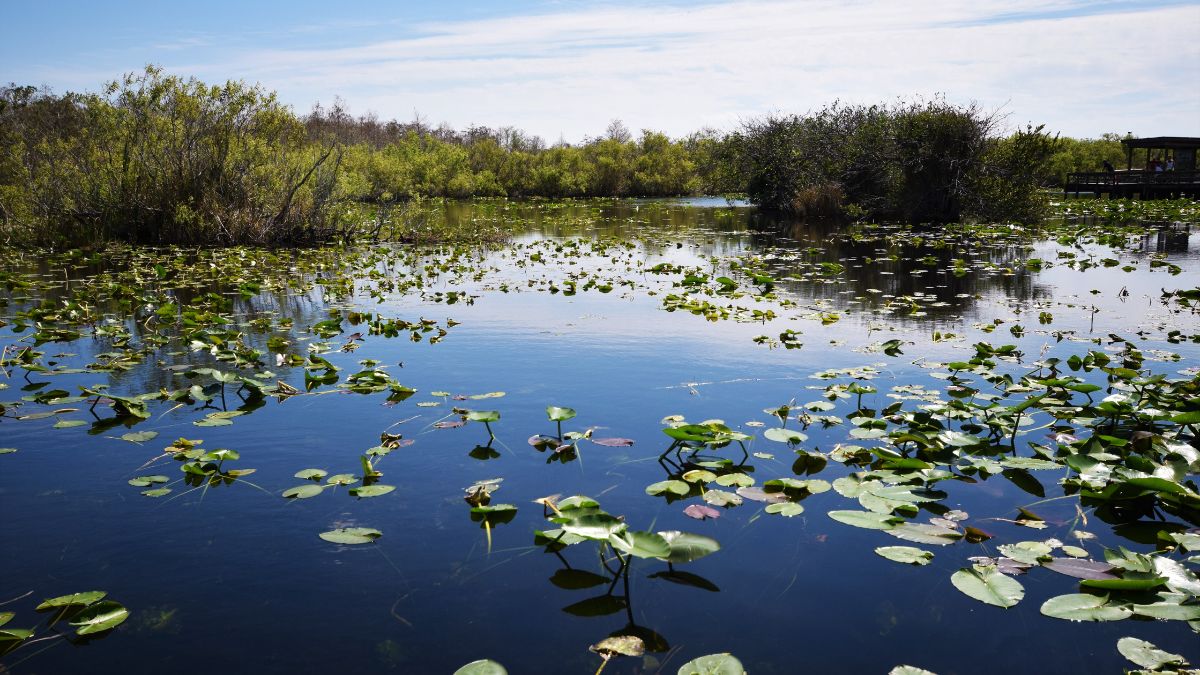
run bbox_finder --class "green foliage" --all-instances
[729,99,1059,223]
[1042,133,1133,186]
[0,71,714,245]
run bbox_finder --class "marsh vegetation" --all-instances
[0,68,1148,247]
[0,196,1197,673]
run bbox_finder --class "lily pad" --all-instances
[828,510,900,530]
[349,484,396,498]
[37,591,107,610]
[609,530,671,559]
[1116,637,1188,670]
[454,660,508,675]
[1039,594,1133,621]
[657,531,720,563]
[950,565,1024,608]
[318,527,382,545]
[283,484,326,499]
[68,600,129,635]
[875,546,933,566]
[676,653,746,675]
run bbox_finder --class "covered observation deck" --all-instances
[1065,136,1200,199]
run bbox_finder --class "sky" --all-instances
[2,0,1198,143]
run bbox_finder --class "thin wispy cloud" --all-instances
[4,0,1197,141]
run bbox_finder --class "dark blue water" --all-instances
[1,200,1198,674]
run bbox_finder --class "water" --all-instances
[1,199,1198,674]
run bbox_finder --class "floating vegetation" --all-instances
[0,590,129,658]
[2,199,1198,671]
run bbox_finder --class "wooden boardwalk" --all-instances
[1065,170,1199,199]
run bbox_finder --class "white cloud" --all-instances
[28,1,1200,140]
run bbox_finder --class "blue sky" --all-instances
[3,0,1197,142]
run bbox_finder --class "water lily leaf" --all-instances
[735,487,788,504]
[0,628,33,642]
[890,667,937,675]
[0,612,13,628]
[325,473,357,485]
[657,531,720,563]
[828,510,900,530]
[68,600,129,635]
[1060,545,1089,558]
[715,473,754,488]
[468,392,505,399]
[1153,556,1200,596]
[676,653,746,675]
[141,488,171,497]
[120,430,158,443]
[646,480,690,497]
[1080,573,1167,591]
[0,448,16,455]
[560,514,627,540]
[591,635,645,658]
[875,546,933,565]
[319,527,382,545]
[683,504,720,520]
[466,410,500,423]
[282,484,326,499]
[609,530,671,559]
[127,475,169,487]
[764,502,804,517]
[546,406,576,422]
[1040,594,1132,621]
[295,468,327,480]
[683,469,718,484]
[454,659,508,675]
[703,490,743,507]
[37,591,106,610]
[1041,558,1118,580]
[763,428,807,444]
[1116,637,1188,670]
[349,484,395,498]
[1132,602,1200,620]
[951,565,1024,608]
[886,522,962,546]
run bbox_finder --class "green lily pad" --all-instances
[1116,637,1188,670]
[37,591,107,610]
[546,406,576,422]
[676,653,746,675]
[454,659,508,675]
[657,531,720,563]
[765,502,804,517]
[827,510,900,530]
[1039,594,1132,621]
[609,530,671,559]
[68,600,129,635]
[349,484,395,498]
[875,546,933,566]
[951,565,1024,608]
[283,484,326,499]
[319,527,382,545]
[120,430,159,443]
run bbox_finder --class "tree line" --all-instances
[0,67,1135,245]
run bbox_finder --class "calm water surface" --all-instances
[1,200,1198,674]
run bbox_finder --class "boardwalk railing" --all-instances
[1066,170,1199,188]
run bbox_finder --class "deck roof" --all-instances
[1121,136,1200,150]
